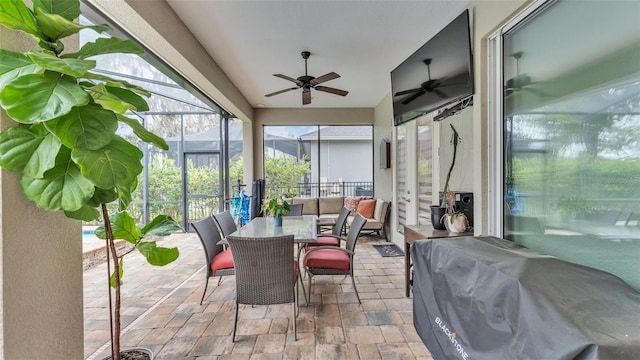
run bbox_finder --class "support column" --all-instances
[0,26,84,359]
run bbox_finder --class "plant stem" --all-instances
[441,124,460,208]
[102,204,121,360]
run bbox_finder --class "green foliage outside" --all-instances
[512,156,640,215]
[264,155,310,199]
[94,155,245,225]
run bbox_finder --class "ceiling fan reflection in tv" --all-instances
[391,9,474,126]
[394,58,457,105]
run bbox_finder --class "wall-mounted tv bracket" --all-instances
[433,95,473,122]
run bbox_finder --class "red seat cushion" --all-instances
[306,236,340,248]
[304,248,350,272]
[211,248,234,272]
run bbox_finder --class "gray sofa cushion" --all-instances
[319,197,344,215]
[291,197,318,215]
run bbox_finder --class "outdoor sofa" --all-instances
[287,196,390,241]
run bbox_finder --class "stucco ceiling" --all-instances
[166,0,469,109]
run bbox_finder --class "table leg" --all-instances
[405,241,411,297]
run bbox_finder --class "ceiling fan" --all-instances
[265,51,348,105]
[394,58,449,105]
[505,52,545,97]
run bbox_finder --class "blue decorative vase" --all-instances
[274,216,283,227]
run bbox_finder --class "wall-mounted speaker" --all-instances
[439,191,474,226]
[380,140,391,169]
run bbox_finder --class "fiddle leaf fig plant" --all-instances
[0,0,182,359]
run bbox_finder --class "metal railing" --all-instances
[269,181,373,198]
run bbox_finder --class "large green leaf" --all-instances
[0,71,90,123]
[23,130,61,178]
[62,37,144,59]
[0,49,33,75]
[0,49,41,90]
[136,242,179,266]
[89,187,119,206]
[141,215,183,237]
[32,0,79,22]
[64,204,100,221]
[104,86,149,111]
[88,83,148,114]
[44,103,117,150]
[71,135,143,190]
[82,72,151,97]
[34,8,109,42]
[20,148,95,212]
[116,183,134,211]
[108,211,140,244]
[0,0,41,39]
[27,51,95,77]
[117,115,169,150]
[0,125,60,177]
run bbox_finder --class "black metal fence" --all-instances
[269,181,373,198]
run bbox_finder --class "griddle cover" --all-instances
[411,236,640,360]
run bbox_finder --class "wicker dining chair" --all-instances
[227,234,301,342]
[191,216,235,305]
[297,206,350,264]
[304,213,367,304]
[284,203,304,216]
[212,210,238,239]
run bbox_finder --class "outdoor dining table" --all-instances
[218,215,318,245]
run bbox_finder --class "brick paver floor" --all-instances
[83,232,433,359]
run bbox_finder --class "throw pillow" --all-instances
[356,199,376,219]
[343,196,363,215]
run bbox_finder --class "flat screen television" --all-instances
[391,9,474,126]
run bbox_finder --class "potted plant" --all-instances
[0,1,181,359]
[263,198,291,226]
[430,124,468,231]
[442,191,469,232]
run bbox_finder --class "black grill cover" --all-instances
[412,236,640,360]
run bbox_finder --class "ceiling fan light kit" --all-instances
[265,51,349,105]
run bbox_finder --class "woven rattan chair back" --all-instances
[213,210,238,238]
[227,234,298,341]
[284,203,304,216]
[345,213,367,252]
[332,206,351,236]
[191,216,225,279]
[227,234,295,305]
[191,216,234,304]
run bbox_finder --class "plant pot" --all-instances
[102,347,153,360]
[430,205,447,230]
[444,214,468,233]
[274,216,283,227]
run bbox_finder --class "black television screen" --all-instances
[391,10,474,126]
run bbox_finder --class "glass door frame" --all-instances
[182,151,224,229]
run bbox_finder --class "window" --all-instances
[263,125,373,199]
[498,0,640,289]
[396,125,408,232]
[417,117,434,224]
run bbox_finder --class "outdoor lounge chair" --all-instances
[227,234,301,342]
[191,216,235,305]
